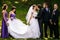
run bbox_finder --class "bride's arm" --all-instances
[28,12,33,24]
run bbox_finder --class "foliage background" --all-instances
[0,0,60,40]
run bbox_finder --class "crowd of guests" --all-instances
[36,2,60,39]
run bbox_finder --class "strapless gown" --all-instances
[1,12,9,38]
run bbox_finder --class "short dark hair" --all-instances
[43,2,49,7]
[54,3,58,6]
[37,4,42,9]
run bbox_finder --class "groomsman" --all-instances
[51,4,59,39]
[42,3,51,38]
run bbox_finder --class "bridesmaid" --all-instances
[1,4,9,38]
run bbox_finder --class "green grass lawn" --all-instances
[0,7,60,40]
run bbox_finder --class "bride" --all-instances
[7,5,40,38]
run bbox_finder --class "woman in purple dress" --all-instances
[1,4,9,38]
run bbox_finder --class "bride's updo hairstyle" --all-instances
[33,5,38,11]
[33,5,36,9]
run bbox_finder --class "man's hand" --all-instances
[50,19,53,24]
[54,22,56,25]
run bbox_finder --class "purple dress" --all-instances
[10,14,16,20]
[1,12,9,38]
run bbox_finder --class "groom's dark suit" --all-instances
[42,8,51,37]
[36,8,43,38]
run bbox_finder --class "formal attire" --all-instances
[7,11,40,38]
[1,12,9,38]
[51,9,59,38]
[36,9,43,38]
[42,8,51,37]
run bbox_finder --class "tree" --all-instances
[0,0,3,6]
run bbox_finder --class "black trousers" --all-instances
[49,24,53,37]
[50,21,59,38]
[38,19,43,38]
[44,21,50,37]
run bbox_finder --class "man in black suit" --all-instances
[51,4,59,39]
[36,4,44,38]
[42,3,51,38]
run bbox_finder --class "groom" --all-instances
[36,4,43,38]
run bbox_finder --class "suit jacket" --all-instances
[36,8,43,20]
[42,8,51,22]
[52,9,60,23]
